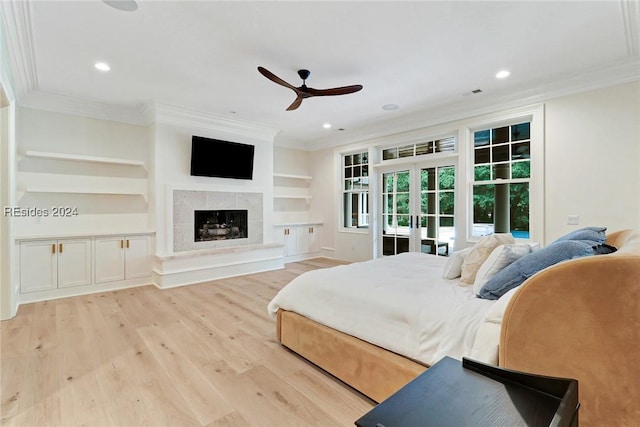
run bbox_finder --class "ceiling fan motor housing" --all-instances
[297,69,311,80]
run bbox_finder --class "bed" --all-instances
[268,229,640,427]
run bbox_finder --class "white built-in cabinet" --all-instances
[20,238,92,293]
[275,224,322,260]
[18,233,152,299]
[94,235,151,283]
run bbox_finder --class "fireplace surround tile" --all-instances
[173,190,263,252]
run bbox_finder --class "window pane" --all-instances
[439,167,455,190]
[361,176,370,189]
[362,165,369,177]
[353,165,361,178]
[493,163,510,180]
[353,177,361,189]
[397,171,410,192]
[440,216,454,227]
[353,153,362,165]
[473,184,495,225]
[361,151,368,163]
[383,148,397,160]
[511,122,530,141]
[492,144,510,162]
[510,182,530,235]
[421,192,428,214]
[344,179,352,190]
[440,192,454,215]
[435,137,456,152]
[422,168,436,191]
[475,147,490,164]
[397,215,410,227]
[384,173,394,192]
[416,142,432,155]
[474,165,490,181]
[345,155,353,166]
[396,194,410,214]
[492,126,509,144]
[398,145,414,158]
[385,194,394,213]
[512,161,530,179]
[474,130,490,147]
[345,167,352,178]
[512,142,530,160]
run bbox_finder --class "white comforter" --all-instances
[268,252,502,366]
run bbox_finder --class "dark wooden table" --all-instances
[355,356,579,427]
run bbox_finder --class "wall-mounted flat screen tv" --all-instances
[190,136,255,180]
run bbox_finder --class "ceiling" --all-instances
[2,1,639,150]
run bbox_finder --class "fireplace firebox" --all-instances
[195,210,248,242]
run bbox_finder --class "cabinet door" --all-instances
[94,236,125,284]
[20,240,57,293]
[124,235,151,279]
[308,225,321,253]
[284,228,299,256]
[296,226,311,255]
[57,239,92,288]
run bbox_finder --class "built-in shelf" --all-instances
[274,195,312,201]
[24,150,145,168]
[18,172,148,201]
[273,173,312,181]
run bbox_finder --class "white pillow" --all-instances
[472,243,533,296]
[442,247,472,279]
[460,233,516,285]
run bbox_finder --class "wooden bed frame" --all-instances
[275,230,640,427]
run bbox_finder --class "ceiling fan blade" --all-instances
[258,66,298,92]
[286,96,304,111]
[307,85,363,97]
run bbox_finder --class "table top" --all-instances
[355,357,579,427]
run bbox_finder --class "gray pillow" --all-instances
[477,240,595,300]
[552,226,606,246]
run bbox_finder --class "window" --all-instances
[382,136,455,161]
[472,122,531,238]
[343,151,369,229]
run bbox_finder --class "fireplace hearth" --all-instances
[195,210,248,242]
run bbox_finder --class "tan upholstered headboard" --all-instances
[500,229,640,427]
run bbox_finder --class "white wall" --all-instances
[544,81,640,240]
[311,81,640,261]
[14,108,151,237]
[151,122,274,255]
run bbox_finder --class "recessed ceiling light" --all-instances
[102,0,138,12]
[94,62,111,72]
[323,123,332,129]
[496,70,511,79]
[382,104,399,111]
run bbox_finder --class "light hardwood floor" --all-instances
[1,258,374,426]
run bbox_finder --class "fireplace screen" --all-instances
[195,210,248,242]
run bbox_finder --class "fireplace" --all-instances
[195,210,248,242]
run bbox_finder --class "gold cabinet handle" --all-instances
[59,243,63,253]
[52,243,56,254]
[120,239,124,249]
[126,239,130,249]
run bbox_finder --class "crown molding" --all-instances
[0,0,38,98]
[19,90,148,125]
[142,103,280,142]
[621,0,640,56]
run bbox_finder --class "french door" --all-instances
[381,163,455,256]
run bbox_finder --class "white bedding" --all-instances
[268,252,504,366]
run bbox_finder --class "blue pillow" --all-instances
[552,226,606,246]
[477,240,595,300]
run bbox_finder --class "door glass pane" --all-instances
[420,166,455,256]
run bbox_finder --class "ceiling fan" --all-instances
[258,66,363,111]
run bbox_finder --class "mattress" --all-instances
[268,252,499,365]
